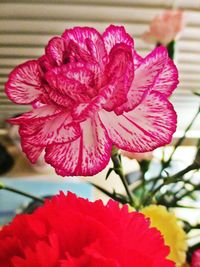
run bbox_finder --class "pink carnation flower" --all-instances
[191,249,200,267]
[142,10,185,45]
[5,25,178,176]
[0,192,175,267]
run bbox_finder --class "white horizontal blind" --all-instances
[0,0,199,137]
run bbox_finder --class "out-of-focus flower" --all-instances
[191,249,200,267]
[141,205,187,267]
[121,151,153,161]
[142,10,185,45]
[5,25,178,176]
[0,192,175,267]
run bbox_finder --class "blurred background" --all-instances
[0,0,200,225]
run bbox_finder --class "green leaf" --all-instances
[194,92,200,97]
[90,183,128,204]
[105,168,114,180]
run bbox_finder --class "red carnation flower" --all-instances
[0,193,175,267]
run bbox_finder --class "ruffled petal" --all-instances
[62,27,107,66]
[85,62,107,90]
[103,25,134,54]
[67,40,95,64]
[116,46,170,114]
[12,235,59,267]
[134,51,143,69]
[61,252,119,267]
[38,55,54,72]
[153,56,179,97]
[45,63,95,100]
[5,60,42,104]
[61,63,93,87]
[45,72,90,104]
[44,84,74,108]
[103,43,134,111]
[21,140,43,163]
[71,83,113,121]
[8,105,62,124]
[45,37,65,66]
[99,91,177,152]
[19,113,81,146]
[45,115,112,176]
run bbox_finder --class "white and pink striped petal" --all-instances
[45,71,90,104]
[19,113,81,146]
[5,60,42,104]
[62,27,107,66]
[103,43,134,111]
[62,63,93,87]
[68,40,95,64]
[134,52,143,70]
[72,83,114,121]
[45,37,65,66]
[8,105,62,124]
[103,25,134,54]
[99,91,177,152]
[21,140,44,164]
[44,84,74,108]
[85,62,107,90]
[116,46,174,114]
[38,55,54,72]
[45,115,112,176]
[46,63,95,99]
[153,56,179,97]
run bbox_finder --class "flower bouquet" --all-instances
[0,10,200,267]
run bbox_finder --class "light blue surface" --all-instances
[0,177,92,225]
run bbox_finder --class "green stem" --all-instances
[175,183,200,203]
[149,106,200,192]
[139,173,146,207]
[111,149,135,206]
[90,182,128,204]
[171,162,199,180]
[149,170,162,193]
[133,175,163,191]
[150,149,167,191]
[167,40,175,60]
[157,176,197,206]
[143,162,199,205]
[166,106,200,167]
[0,183,44,203]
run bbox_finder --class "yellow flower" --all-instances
[141,205,187,267]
